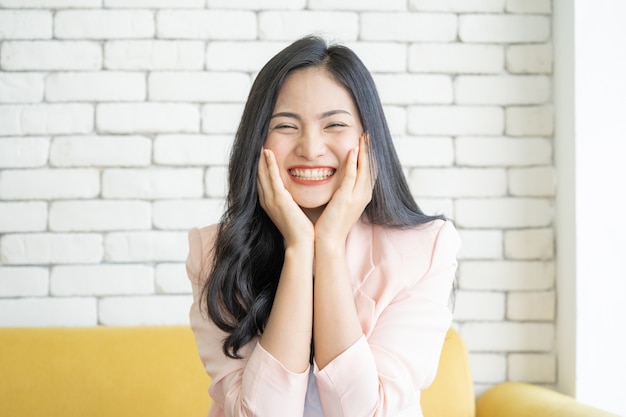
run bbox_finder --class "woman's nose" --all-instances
[296,129,325,160]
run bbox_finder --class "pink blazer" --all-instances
[187,218,460,417]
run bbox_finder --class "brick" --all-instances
[456,229,503,260]
[0,0,100,7]
[104,40,204,70]
[153,134,232,166]
[205,166,228,198]
[104,231,188,262]
[310,0,404,10]
[361,13,456,42]
[0,104,94,135]
[453,290,505,321]
[259,11,359,41]
[155,263,190,294]
[206,41,288,71]
[506,0,551,14]
[459,261,555,291]
[0,267,48,297]
[0,233,103,265]
[0,297,97,327]
[393,136,454,167]
[374,74,452,104]
[459,15,550,43]
[507,44,553,74]
[0,11,52,39]
[506,106,554,136]
[409,0,504,12]
[102,168,203,199]
[201,103,244,134]
[49,200,152,232]
[0,168,99,200]
[50,264,154,296]
[1,41,101,70]
[157,10,256,39]
[0,202,47,232]
[49,135,151,167]
[105,0,203,6]
[509,167,555,196]
[455,198,552,228]
[504,228,554,260]
[153,199,224,230]
[508,291,555,321]
[409,168,507,197]
[416,198,454,219]
[98,295,191,325]
[0,137,49,168]
[344,42,407,73]
[409,43,503,74]
[407,106,504,135]
[382,105,406,135]
[55,10,154,39]
[46,72,146,102]
[508,354,556,383]
[469,353,506,383]
[148,72,250,102]
[0,109,23,135]
[97,103,199,134]
[207,0,304,8]
[461,322,554,352]
[0,73,44,103]
[456,137,552,167]
[455,76,551,105]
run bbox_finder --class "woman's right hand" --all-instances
[257,148,315,248]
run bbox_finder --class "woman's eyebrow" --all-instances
[270,110,352,119]
[270,111,300,120]
[320,109,352,118]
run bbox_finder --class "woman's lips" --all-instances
[288,166,335,184]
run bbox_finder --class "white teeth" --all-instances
[289,168,334,180]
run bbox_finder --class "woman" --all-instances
[187,35,460,417]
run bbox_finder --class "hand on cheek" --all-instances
[315,132,374,242]
[257,148,315,247]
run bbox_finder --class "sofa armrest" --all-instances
[476,382,620,417]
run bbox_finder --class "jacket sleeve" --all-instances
[313,220,461,417]
[186,226,310,417]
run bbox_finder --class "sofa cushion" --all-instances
[0,326,212,417]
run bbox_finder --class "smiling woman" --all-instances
[186,35,460,417]
[263,66,363,222]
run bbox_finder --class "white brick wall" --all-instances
[0,0,556,395]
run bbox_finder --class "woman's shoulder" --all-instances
[371,219,460,273]
[187,223,220,285]
[373,218,458,250]
[189,223,220,246]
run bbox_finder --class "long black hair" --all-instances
[202,36,444,359]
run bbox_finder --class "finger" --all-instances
[355,133,373,192]
[257,148,268,187]
[342,145,359,193]
[257,149,273,206]
[262,148,278,184]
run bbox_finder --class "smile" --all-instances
[288,167,335,181]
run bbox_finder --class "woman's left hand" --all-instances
[315,132,375,244]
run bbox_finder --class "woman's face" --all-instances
[264,67,363,220]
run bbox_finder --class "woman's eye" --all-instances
[326,122,347,129]
[275,124,296,130]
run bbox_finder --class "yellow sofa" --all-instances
[0,326,619,417]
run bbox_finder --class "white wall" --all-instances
[555,0,626,414]
[0,0,556,395]
[560,0,626,414]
